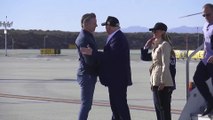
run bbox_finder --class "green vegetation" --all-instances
[0,29,203,50]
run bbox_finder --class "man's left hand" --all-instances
[207,56,213,63]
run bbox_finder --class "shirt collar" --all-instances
[205,22,213,31]
[106,29,120,44]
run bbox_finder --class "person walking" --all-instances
[193,3,213,116]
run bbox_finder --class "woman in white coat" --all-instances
[144,22,174,120]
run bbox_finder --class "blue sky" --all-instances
[1,0,212,32]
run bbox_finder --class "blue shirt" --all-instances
[75,29,98,75]
[202,22,213,65]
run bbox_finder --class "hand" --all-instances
[144,37,155,49]
[207,56,213,64]
[151,85,153,91]
[80,45,93,55]
[158,83,165,91]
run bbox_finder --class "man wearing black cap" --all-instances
[99,16,132,120]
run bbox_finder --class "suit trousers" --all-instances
[193,61,213,104]
[152,86,173,120]
[77,74,97,120]
[108,85,131,120]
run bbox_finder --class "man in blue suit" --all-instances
[100,16,132,120]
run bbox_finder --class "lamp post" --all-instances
[43,35,48,49]
[185,35,189,99]
[197,27,200,48]
[11,37,14,49]
[0,16,13,56]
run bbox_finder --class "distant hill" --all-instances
[168,26,202,33]
[0,29,202,50]
[121,26,149,33]
[122,26,202,33]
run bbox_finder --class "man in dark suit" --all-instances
[80,16,132,120]
[100,16,132,120]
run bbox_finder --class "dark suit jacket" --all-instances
[75,29,99,76]
[98,30,132,87]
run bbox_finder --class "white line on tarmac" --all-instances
[0,93,182,115]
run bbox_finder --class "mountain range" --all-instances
[121,26,203,33]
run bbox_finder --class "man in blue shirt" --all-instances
[193,3,213,116]
[75,13,98,120]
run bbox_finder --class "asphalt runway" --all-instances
[0,49,199,120]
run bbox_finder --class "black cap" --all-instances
[149,22,167,31]
[101,16,120,27]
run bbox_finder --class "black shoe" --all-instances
[202,103,213,116]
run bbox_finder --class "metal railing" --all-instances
[185,43,204,100]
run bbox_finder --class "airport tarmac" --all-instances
[0,49,199,120]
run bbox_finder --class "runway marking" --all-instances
[0,79,76,83]
[0,93,181,114]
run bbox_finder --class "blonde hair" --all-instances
[162,32,176,57]
[162,33,172,45]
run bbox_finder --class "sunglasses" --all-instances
[202,13,211,17]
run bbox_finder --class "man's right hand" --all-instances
[80,45,93,55]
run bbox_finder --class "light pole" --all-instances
[0,16,13,56]
[43,35,48,49]
[197,27,200,48]
[11,37,14,49]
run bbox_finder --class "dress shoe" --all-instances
[202,103,213,116]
